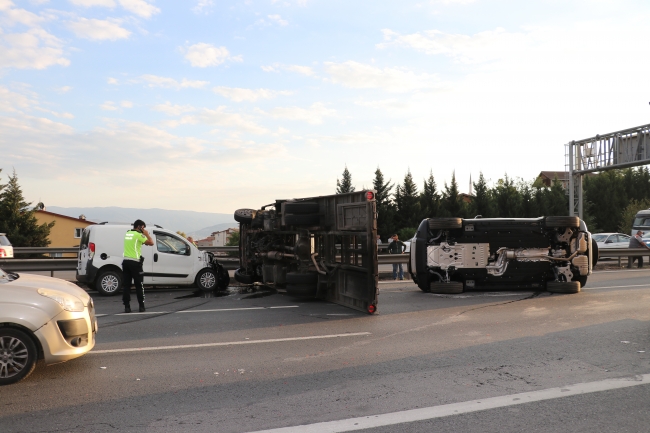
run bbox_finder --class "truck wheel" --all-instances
[545,216,580,228]
[234,268,255,284]
[285,214,320,226]
[286,272,318,285]
[284,202,319,214]
[547,281,581,294]
[285,284,318,298]
[95,269,121,296]
[429,282,463,294]
[234,209,255,223]
[428,218,462,230]
[196,268,217,292]
[0,328,38,385]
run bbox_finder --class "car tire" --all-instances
[234,268,255,284]
[575,276,588,288]
[284,202,319,214]
[547,281,581,294]
[95,269,122,296]
[591,238,599,267]
[285,283,318,298]
[285,272,318,285]
[428,218,462,230]
[234,209,255,223]
[196,268,217,292]
[285,214,320,226]
[429,281,464,294]
[545,216,580,228]
[215,264,230,291]
[0,328,38,386]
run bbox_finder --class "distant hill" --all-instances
[47,206,236,235]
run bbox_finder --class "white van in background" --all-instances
[76,224,229,296]
[0,233,13,258]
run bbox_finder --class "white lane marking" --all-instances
[247,374,650,433]
[102,305,299,317]
[90,332,371,354]
[583,283,650,290]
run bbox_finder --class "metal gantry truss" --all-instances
[566,123,650,218]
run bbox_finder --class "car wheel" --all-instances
[234,208,255,223]
[591,238,599,267]
[285,283,318,298]
[196,268,217,292]
[547,281,581,294]
[284,214,320,226]
[95,269,122,296]
[234,268,255,284]
[285,272,318,285]
[0,328,38,386]
[575,276,588,287]
[545,216,580,228]
[284,202,319,214]
[429,281,463,294]
[428,218,462,230]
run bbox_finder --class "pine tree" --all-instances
[440,171,463,217]
[469,172,492,218]
[394,169,420,230]
[372,168,396,240]
[419,171,439,220]
[0,169,54,247]
[336,166,355,194]
[493,174,522,217]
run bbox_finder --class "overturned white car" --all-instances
[409,216,598,294]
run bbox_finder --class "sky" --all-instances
[2,0,650,213]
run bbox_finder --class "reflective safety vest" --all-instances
[124,230,147,260]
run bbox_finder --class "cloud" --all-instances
[0,28,69,69]
[261,63,314,76]
[152,102,196,116]
[100,101,118,110]
[0,86,35,113]
[263,102,336,125]
[177,106,270,135]
[267,14,288,26]
[107,77,119,85]
[183,43,242,67]
[118,0,159,18]
[120,100,132,108]
[139,74,209,89]
[68,18,131,40]
[56,86,72,93]
[192,0,213,14]
[1,5,45,27]
[254,14,289,27]
[213,86,291,102]
[323,61,443,92]
[69,0,116,6]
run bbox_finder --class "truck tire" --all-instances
[0,328,38,385]
[234,209,255,223]
[234,268,255,284]
[285,214,320,226]
[285,284,318,298]
[547,281,581,294]
[196,268,217,292]
[95,269,122,296]
[430,281,463,294]
[428,218,462,230]
[284,202,319,214]
[285,272,318,285]
[545,216,580,228]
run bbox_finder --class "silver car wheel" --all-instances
[101,275,119,293]
[0,336,29,379]
[200,271,216,289]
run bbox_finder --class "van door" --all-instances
[151,231,194,284]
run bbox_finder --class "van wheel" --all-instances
[196,268,217,292]
[0,328,38,385]
[96,270,121,296]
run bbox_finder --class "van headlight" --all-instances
[37,289,85,312]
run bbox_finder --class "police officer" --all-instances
[123,219,154,313]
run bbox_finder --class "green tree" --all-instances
[0,169,54,247]
[619,199,650,234]
[583,171,628,232]
[336,165,355,194]
[225,230,240,246]
[493,174,522,217]
[469,172,493,218]
[419,171,440,220]
[394,169,420,230]
[373,167,396,240]
[440,171,464,217]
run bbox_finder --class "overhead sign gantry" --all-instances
[566,123,650,218]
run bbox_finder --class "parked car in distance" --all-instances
[0,233,13,258]
[76,224,229,296]
[0,268,97,385]
[592,233,632,249]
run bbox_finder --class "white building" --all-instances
[197,227,239,247]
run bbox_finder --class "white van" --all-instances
[76,224,229,296]
[0,233,13,258]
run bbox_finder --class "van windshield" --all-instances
[633,217,650,227]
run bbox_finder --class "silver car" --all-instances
[0,268,97,385]
[593,233,631,249]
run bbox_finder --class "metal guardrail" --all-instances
[597,248,650,258]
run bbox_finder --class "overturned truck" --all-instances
[233,191,379,314]
[409,216,598,294]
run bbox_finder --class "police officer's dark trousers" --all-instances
[122,259,145,306]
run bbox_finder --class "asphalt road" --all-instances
[2,269,650,432]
